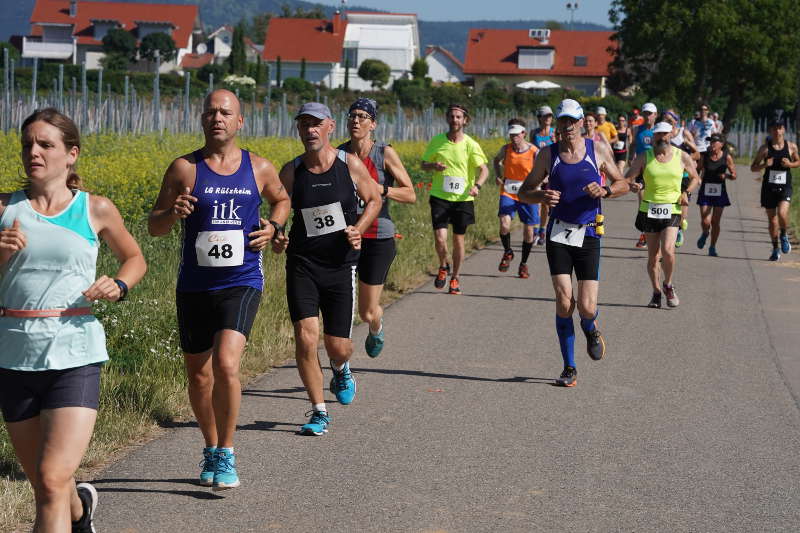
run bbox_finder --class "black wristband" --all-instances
[381,183,389,197]
[602,185,612,197]
[475,183,482,190]
[268,220,284,239]
[113,279,128,302]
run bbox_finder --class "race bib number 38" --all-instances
[195,230,244,267]
[768,170,787,185]
[442,175,466,194]
[302,202,347,237]
[647,202,672,219]
[549,219,586,248]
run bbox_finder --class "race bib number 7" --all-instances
[549,219,586,248]
[301,202,347,237]
[442,175,466,194]
[647,203,672,220]
[195,230,244,267]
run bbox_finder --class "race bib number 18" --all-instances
[549,219,586,248]
[647,202,672,220]
[301,202,347,237]
[195,230,244,267]
[442,175,466,194]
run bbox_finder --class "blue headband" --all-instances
[349,98,377,119]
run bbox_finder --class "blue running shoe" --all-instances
[300,410,330,436]
[365,319,385,358]
[330,362,357,405]
[212,449,239,490]
[697,232,708,249]
[769,248,781,261]
[780,234,791,254]
[199,446,217,486]
[708,246,718,257]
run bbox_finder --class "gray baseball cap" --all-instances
[295,102,332,120]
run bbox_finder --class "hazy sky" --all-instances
[323,0,614,26]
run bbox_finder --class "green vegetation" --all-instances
[358,59,392,90]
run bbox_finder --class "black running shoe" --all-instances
[647,292,662,309]
[72,482,98,533]
[434,263,450,289]
[559,366,577,387]
[584,328,605,361]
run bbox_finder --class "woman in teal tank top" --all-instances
[0,109,146,531]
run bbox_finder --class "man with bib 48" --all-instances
[627,122,700,309]
[279,103,381,436]
[149,89,290,490]
[492,118,538,278]
[421,104,489,295]
[518,99,629,388]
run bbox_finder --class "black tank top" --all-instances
[702,149,728,184]
[287,150,360,265]
[764,140,793,188]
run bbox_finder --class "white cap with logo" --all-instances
[556,99,584,120]
[642,102,657,114]
[596,106,607,115]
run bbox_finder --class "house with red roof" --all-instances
[22,0,202,71]
[463,28,615,95]
[424,45,465,84]
[263,10,419,90]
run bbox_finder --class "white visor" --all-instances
[507,124,526,135]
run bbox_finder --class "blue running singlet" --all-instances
[634,125,655,155]
[178,150,264,292]
[547,139,603,238]
[533,126,556,149]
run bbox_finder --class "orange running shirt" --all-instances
[500,143,537,200]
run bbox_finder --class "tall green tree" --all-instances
[300,57,306,80]
[102,28,136,60]
[227,23,248,75]
[411,58,428,80]
[276,56,282,87]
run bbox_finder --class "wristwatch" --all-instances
[381,184,389,197]
[268,220,285,240]
[113,279,128,302]
[602,185,612,197]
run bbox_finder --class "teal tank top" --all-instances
[0,190,108,370]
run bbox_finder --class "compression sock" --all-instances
[555,315,576,369]
[780,228,787,238]
[500,233,511,252]
[580,311,598,333]
[772,238,779,248]
[521,241,533,263]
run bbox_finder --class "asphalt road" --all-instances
[94,166,800,532]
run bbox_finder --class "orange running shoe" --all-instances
[518,263,529,278]
[498,250,514,272]
[434,264,450,289]
[448,277,461,295]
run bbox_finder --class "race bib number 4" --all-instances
[442,175,466,194]
[504,180,522,195]
[549,219,586,248]
[195,230,244,267]
[302,202,347,237]
[768,170,787,185]
[647,202,672,219]
[704,183,722,197]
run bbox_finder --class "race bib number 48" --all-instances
[704,183,722,197]
[195,230,244,267]
[504,180,522,195]
[647,202,672,219]
[768,170,787,185]
[301,202,347,237]
[549,219,586,248]
[442,175,466,194]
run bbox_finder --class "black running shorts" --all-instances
[286,256,356,338]
[358,237,396,286]
[176,286,262,354]
[0,363,102,423]
[760,184,792,209]
[429,196,475,234]
[634,211,681,233]
[546,235,601,281]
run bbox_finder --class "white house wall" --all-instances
[426,52,464,83]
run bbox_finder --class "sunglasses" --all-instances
[347,112,373,122]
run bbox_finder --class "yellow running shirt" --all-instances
[640,146,684,215]
[422,133,488,202]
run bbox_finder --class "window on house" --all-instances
[574,55,588,67]
[518,48,554,69]
[342,47,358,67]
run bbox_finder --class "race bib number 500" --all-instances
[549,219,586,248]
[647,203,672,220]
[195,230,244,267]
[442,175,466,194]
[301,202,347,237]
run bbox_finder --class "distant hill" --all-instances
[1,0,609,62]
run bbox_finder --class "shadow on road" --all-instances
[92,478,224,499]
[347,366,558,385]
[415,291,648,309]
[159,418,299,432]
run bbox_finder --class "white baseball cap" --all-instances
[507,124,525,135]
[596,106,607,115]
[653,121,673,134]
[642,102,657,114]
[537,105,553,117]
[556,99,584,120]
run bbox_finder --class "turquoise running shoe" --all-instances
[300,410,330,436]
[769,248,781,261]
[365,319,385,358]
[199,446,217,486]
[697,232,708,249]
[330,362,357,405]
[212,449,239,490]
[675,229,684,248]
[780,234,791,254]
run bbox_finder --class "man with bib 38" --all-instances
[421,104,489,295]
[519,99,629,388]
[149,89,290,490]
[493,118,538,278]
[627,122,700,308]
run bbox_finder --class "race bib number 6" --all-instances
[549,219,586,248]
[647,202,672,220]
[504,180,522,195]
[704,183,722,197]
[301,201,347,237]
[768,170,787,185]
[195,230,244,267]
[442,175,466,194]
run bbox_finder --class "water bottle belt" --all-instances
[0,307,93,318]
